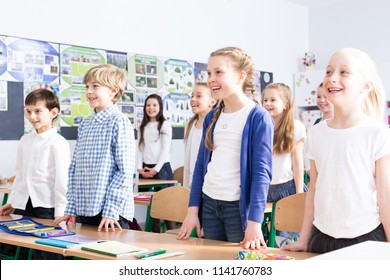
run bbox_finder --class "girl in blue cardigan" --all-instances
[177,47,274,250]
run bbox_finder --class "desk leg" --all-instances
[144,204,152,232]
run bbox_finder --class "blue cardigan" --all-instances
[189,104,274,230]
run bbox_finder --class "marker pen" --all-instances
[135,248,167,259]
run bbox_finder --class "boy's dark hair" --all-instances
[25,88,60,119]
[138,94,165,147]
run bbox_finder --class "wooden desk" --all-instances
[308,240,390,260]
[133,178,178,192]
[64,229,317,260]
[0,214,317,260]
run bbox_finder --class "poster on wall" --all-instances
[127,54,164,91]
[0,80,7,111]
[60,44,106,85]
[6,37,60,84]
[58,85,94,127]
[117,89,135,126]
[0,36,7,79]
[194,62,207,83]
[107,50,127,70]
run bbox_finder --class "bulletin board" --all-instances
[0,81,24,140]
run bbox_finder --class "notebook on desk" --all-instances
[81,240,146,257]
[35,234,99,248]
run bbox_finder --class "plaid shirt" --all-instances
[65,105,135,220]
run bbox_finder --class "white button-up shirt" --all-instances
[8,127,70,217]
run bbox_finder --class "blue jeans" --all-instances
[267,179,308,203]
[201,193,244,243]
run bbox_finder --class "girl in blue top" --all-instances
[177,47,274,250]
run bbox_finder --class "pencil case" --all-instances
[0,217,74,238]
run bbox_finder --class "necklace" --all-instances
[223,123,228,129]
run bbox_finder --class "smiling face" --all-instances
[190,84,216,116]
[25,100,58,134]
[207,55,243,102]
[316,86,334,114]
[323,51,368,110]
[85,80,117,112]
[145,97,160,121]
[262,88,286,122]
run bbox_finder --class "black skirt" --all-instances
[308,224,387,254]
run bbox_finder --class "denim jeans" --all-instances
[201,193,244,243]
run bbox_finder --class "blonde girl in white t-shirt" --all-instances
[183,83,217,188]
[283,48,390,254]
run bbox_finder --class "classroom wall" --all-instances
[0,0,309,177]
[309,0,390,101]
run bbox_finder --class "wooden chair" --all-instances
[148,186,196,237]
[173,166,184,186]
[267,192,307,247]
[150,186,190,224]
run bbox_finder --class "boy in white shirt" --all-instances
[0,88,70,219]
[0,88,70,259]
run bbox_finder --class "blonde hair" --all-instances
[84,64,128,103]
[334,48,386,120]
[204,47,259,151]
[184,83,214,141]
[261,83,295,155]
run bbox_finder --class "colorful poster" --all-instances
[6,37,59,83]
[58,85,94,127]
[128,54,164,91]
[117,89,135,126]
[163,93,192,128]
[60,44,106,85]
[194,62,208,83]
[164,59,194,94]
[0,36,6,78]
[107,50,127,70]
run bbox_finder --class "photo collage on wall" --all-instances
[0,34,274,137]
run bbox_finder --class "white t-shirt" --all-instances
[307,119,390,238]
[203,101,255,201]
[271,120,306,184]
[183,123,202,188]
[137,121,172,172]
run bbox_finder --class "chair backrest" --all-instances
[150,186,190,223]
[173,166,184,185]
[274,192,307,232]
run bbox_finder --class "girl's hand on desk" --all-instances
[177,207,201,240]
[240,220,267,250]
[98,217,122,232]
[0,203,14,216]
[281,240,307,252]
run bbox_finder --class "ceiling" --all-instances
[284,0,350,7]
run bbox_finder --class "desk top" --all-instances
[308,240,390,260]
[0,214,317,260]
[133,178,178,186]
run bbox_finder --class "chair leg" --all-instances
[267,203,277,248]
